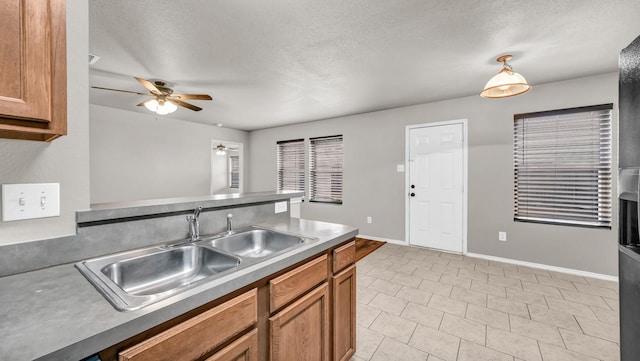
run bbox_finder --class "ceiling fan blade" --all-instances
[134,77,163,95]
[136,99,152,107]
[91,86,149,96]
[171,99,202,111]
[171,94,213,101]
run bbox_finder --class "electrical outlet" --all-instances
[498,231,507,241]
[367,216,372,224]
[274,201,287,213]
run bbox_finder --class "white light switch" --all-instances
[2,183,60,221]
[397,164,405,172]
[275,201,287,214]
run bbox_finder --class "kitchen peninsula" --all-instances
[0,192,357,361]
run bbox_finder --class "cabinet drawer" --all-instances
[270,255,328,313]
[333,241,355,273]
[119,288,257,361]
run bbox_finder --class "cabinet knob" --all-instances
[410,192,415,197]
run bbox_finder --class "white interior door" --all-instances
[408,123,464,253]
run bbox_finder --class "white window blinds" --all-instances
[229,155,240,189]
[513,104,613,228]
[309,135,343,204]
[277,139,305,192]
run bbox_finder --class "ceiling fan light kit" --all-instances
[480,55,531,98]
[143,98,178,115]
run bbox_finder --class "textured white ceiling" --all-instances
[89,1,640,131]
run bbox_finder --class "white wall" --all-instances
[0,1,90,245]
[90,105,249,204]
[249,72,619,276]
[210,153,229,194]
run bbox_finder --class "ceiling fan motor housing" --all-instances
[152,81,173,95]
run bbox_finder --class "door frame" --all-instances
[210,139,244,194]
[404,119,468,254]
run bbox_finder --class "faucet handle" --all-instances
[186,215,194,222]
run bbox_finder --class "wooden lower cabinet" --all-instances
[118,289,257,361]
[205,329,258,361]
[269,283,330,361]
[332,265,356,361]
[269,255,328,313]
[103,239,356,361]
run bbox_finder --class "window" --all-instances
[309,135,343,204]
[513,104,613,228]
[277,139,305,192]
[229,155,240,189]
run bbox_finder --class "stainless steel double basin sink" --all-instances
[75,227,317,311]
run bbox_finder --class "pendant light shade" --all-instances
[480,55,531,98]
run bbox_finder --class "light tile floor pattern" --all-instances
[349,243,620,361]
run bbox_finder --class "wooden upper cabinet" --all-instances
[0,0,67,141]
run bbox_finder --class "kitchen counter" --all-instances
[79,191,302,223]
[0,218,357,361]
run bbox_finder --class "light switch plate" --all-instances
[2,183,60,221]
[274,201,287,213]
[397,164,405,172]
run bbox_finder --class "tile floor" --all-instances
[350,243,620,361]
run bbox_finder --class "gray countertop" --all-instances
[0,218,357,361]
[79,191,304,223]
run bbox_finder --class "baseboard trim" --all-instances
[357,234,406,246]
[466,252,618,282]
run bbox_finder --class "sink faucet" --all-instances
[186,205,203,241]
[226,213,233,234]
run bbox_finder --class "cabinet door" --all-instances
[205,329,258,361]
[0,0,50,121]
[0,0,67,141]
[270,283,330,361]
[332,265,356,361]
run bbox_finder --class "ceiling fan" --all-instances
[92,77,213,114]
[214,143,239,155]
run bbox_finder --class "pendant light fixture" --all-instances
[480,55,531,98]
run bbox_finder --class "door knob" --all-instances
[410,192,415,197]
[410,184,415,189]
